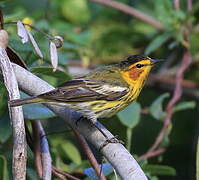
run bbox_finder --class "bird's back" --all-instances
[37,64,131,121]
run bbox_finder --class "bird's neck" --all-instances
[120,69,145,87]
[120,70,149,102]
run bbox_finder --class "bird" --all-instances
[9,54,162,146]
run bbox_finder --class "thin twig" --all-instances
[173,0,180,10]
[32,121,43,178]
[139,0,193,160]
[52,167,81,180]
[73,129,106,180]
[32,120,52,180]
[38,121,52,180]
[90,0,164,31]
[149,75,199,88]
[4,21,52,39]
[52,169,67,180]
[187,0,192,11]
[165,51,192,122]
[4,21,63,47]
[141,36,192,160]
[0,30,27,179]
[139,148,165,160]
[141,49,192,159]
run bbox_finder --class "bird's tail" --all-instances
[9,96,44,107]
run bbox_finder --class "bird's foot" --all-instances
[75,116,86,126]
[99,135,124,151]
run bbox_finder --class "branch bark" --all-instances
[90,0,165,31]
[0,30,27,180]
[34,120,52,180]
[12,63,148,180]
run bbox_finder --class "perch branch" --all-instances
[12,63,148,180]
[0,30,27,180]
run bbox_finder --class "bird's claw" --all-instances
[75,116,85,126]
[99,135,124,151]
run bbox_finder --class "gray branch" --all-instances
[37,121,52,180]
[12,63,148,180]
[0,30,27,180]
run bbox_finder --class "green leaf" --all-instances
[143,164,176,176]
[54,157,70,172]
[154,0,174,27]
[61,0,91,24]
[174,10,186,20]
[0,155,9,180]
[0,82,7,117]
[30,67,71,85]
[60,141,82,165]
[27,168,40,180]
[118,102,141,129]
[149,93,169,121]
[30,67,71,79]
[63,42,81,50]
[146,173,159,180]
[145,33,171,55]
[0,114,12,143]
[173,101,196,112]
[197,137,199,180]
[150,176,159,180]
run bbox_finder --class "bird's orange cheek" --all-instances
[128,69,144,81]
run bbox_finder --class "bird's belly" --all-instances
[90,100,129,118]
[68,100,127,119]
[50,99,130,120]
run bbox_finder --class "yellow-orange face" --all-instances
[121,59,154,86]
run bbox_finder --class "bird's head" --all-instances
[119,54,162,86]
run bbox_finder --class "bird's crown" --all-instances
[119,54,151,68]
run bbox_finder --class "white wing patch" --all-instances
[93,84,128,95]
[103,84,127,92]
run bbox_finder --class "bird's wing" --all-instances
[38,79,129,102]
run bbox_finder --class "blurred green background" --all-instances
[0,0,199,179]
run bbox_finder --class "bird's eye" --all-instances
[136,64,144,68]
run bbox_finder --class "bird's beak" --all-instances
[150,59,164,65]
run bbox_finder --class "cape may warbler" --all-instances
[10,55,161,140]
